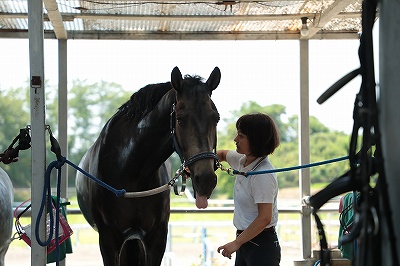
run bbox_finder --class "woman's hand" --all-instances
[217,240,241,259]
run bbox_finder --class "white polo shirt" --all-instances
[226,150,279,230]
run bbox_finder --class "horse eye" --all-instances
[177,119,184,126]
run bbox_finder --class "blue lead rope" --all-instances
[35,156,125,266]
[35,159,65,266]
[233,155,349,177]
[65,159,126,197]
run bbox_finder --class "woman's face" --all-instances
[234,130,251,155]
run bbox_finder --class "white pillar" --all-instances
[299,39,312,260]
[28,0,47,264]
[379,0,400,264]
[58,39,68,201]
[58,39,68,266]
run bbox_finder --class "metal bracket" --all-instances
[31,76,42,93]
[301,196,312,216]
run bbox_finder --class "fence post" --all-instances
[166,224,172,266]
[201,227,207,266]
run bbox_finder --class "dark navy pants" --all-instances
[235,228,281,266]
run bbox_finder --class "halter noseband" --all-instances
[170,103,219,168]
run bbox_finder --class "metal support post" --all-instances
[58,38,68,266]
[299,39,312,260]
[28,0,47,264]
[379,0,400,264]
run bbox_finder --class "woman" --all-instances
[217,112,281,266]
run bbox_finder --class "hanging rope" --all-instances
[35,159,63,266]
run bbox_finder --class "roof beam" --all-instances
[43,0,67,39]
[72,0,323,2]
[302,0,358,39]
[0,29,360,40]
[0,12,361,22]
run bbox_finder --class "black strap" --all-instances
[0,127,31,164]
[183,152,218,167]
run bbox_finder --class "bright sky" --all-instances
[1,31,379,134]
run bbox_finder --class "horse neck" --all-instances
[123,89,176,172]
[141,89,176,154]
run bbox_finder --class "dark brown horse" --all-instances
[76,67,221,265]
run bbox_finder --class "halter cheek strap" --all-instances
[170,103,182,158]
[170,103,219,168]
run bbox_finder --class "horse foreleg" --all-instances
[98,227,123,266]
[145,225,168,266]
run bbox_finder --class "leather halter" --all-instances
[170,103,218,168]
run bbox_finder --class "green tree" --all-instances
[0,86,31,190]
[309,132,349,183]
[224,101,291,142]
[287,115,330,137]
[270,140,299,188]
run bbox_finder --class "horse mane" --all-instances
[108,75,205,127]
[182,75,204,86]
[116,82,172,124]
[182,75,208,95]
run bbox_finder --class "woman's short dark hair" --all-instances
[236,113,280,157]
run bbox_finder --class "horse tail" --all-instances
[119,230,147,266]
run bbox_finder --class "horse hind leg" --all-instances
[0,251,5,266]
[119,231,147,266]
[0,243,10,266]
[0,230,11,266]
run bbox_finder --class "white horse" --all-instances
[0,167,13,266]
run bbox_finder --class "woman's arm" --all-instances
[216,150,228,162]
[217,203,272,259]
[235,203,272,245]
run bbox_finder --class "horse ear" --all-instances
[206,67,221,92]
[171,66,183,92]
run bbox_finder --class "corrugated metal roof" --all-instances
[0,0,363,40]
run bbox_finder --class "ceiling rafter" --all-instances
[302,0,358,39]
[0,12,361,22]
[0,0,363,40]
[43,0,67,39]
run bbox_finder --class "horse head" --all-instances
[171,67,221,209]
